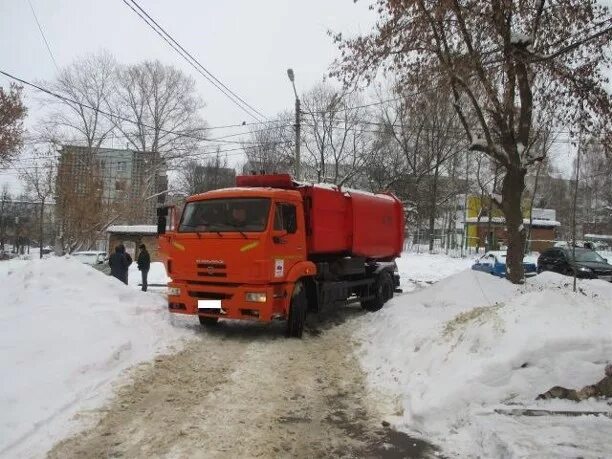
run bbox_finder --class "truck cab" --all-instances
[160,186,315,330]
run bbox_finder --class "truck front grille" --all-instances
[197,271,227,277]
[196,263,227,269]
[196,262,227,278]
[188,291,233,300]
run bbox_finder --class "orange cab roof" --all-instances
[186,187,302,202]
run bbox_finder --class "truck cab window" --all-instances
[178,198,271,233]
[274,204,297,234]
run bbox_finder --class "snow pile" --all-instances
[0,258,191,458]
[357,267,612,457]
[396,252,473,292]
[128,261,171,291]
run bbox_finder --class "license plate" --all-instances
[198,299,222,309]
[598,275,612,282]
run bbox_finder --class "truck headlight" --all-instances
[578,267,592,273]
[245,292,267,303]
[168,287,181,296]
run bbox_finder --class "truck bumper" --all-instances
[167,281,290,322]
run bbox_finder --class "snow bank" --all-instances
[396,252,473,292]
[0,258,191,458]
[128,261,171,291]
[357,266,612,457]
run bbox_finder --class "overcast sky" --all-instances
[1,0,375,123]
[0,0,379,191]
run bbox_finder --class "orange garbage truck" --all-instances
[157,174,404,337]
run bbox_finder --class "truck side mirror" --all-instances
[157,215,167,235]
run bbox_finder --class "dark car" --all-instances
[537,247,612,281]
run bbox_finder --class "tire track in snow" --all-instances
[48,312,437,458]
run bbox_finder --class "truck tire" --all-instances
[286,283,307,338]
[198,315,219,326]
[362,272,393,312]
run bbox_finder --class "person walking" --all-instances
[137,243,151,292]
[109,244,131,285]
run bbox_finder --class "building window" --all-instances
[117,161,126,173]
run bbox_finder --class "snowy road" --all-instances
[47,310,436,458]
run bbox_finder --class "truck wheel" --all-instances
[198,315,219,326]
[286,283,307,338]
[362,273,393,312]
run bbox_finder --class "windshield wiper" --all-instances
[224,221,248,239]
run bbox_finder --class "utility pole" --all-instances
[287,68,301,180]
[571,133,582,293]
[39,200,44,259]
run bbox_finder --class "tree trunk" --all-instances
[501,167,527,284]
[571,136,582,293]
[525,161,543,255]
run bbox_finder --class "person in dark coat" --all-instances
[108,244,132,285]
[137,243,151,292]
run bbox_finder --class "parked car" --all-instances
[472,251,537,277]
[537,247,612,281]
[71,251,107,265]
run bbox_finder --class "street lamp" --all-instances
[287,68,301,181]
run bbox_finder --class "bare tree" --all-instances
[333,0,612,283]
[302,83,372,185]
[178,150,235,195]
[110,60,207,159]
[418,88,466,251]
[54,150,106,252]
[41,51,116,149]
[38,52,117,251]
[20,159,55,258]
[0,83,27,166]
[575,137,612,238]
[243,113,294,174]
[109,60,208,220]
[366,83,466,250]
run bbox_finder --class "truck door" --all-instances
[270,202,305,280]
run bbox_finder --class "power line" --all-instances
[122,0,266,123]
[5,136,294,167]
[125,0,268,121]
[302,114,581,137]
[19,121,291,149]
[0,151,250,178]
[5,134,295,169]
[27,0,59,72]
[0,69,282,151]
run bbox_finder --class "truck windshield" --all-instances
[178,198,271,233]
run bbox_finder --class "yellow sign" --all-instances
[240,241,260,252]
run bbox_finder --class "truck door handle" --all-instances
[273,237,286,244]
